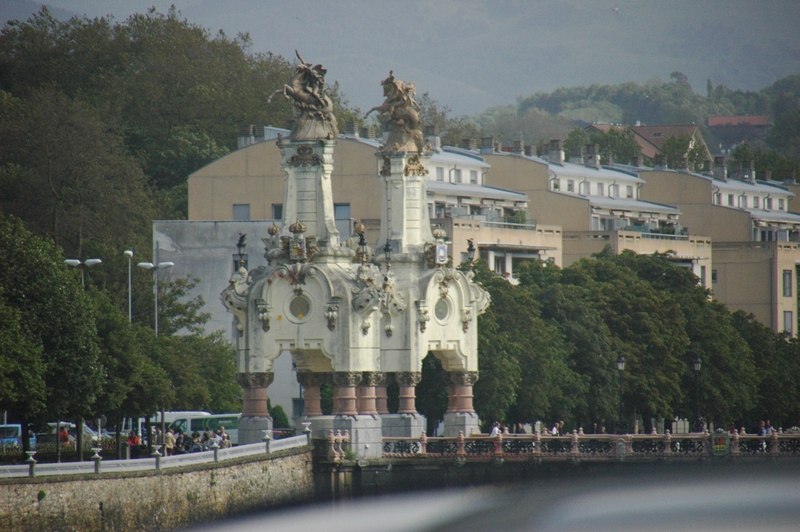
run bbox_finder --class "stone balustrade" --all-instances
[382,428,800,461]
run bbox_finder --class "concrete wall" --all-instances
[712,241,800,335]
[0,450,313,532]
[481,153,550,194]
[152,220,298,419]
[639,170,752,242]
[189,138,383,244]
[449,219,563,267]
[562,231,713,286]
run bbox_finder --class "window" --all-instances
[567,180,575,192]
[334,203,351,239]
[626,185,634,199]
[436,167,444,181]
[785,311,794,336]
[233,204,250,220]
[714,193,721,205]
[779,198,785,210]
[754,196,760,208]
[700,266,707,287]
[453,169,462,183]
[766,198,773,210]
[552,179,560,191]
[610,184,619,198]
[739,196,748,208]
[784,270,793,297]
[711,270,717,283]
[651,132,663,138]
[728,194,734,206]
[597,183,605,196]
[272,204,283,220]
[470,170,478,184]
[579,181,590,195]
[494,255,504,274]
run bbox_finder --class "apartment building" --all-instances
[635,157,800,335]
[479,139,712,285]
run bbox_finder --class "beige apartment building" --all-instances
[479,140,712,286]
[634,157,800,335]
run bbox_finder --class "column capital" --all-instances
[444,371,479,386]
[395,371,422,387]
[296,371,328,388]
[236,372,275,389]
[362,371,387,387]
[333,371,363,388]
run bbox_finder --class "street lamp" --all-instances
[236,233,247,269]
[466,238,476,267]
[64,258,103,287]
[137,244,174,336]
[693,355,702,432]
[616,354,626,434]
[124,250,133,322]
[383,240,392,270]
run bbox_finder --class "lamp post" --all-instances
[124,250,133,322]
[466,238,476,268]
[236,233,247,269]
[137,243,174,336]
[383,240,392,270]
[616,354,626,434]
[64,258,103,287]
[693,356,702,432]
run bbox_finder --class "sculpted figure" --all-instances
[268,50,338,140]
[365,71,424,153]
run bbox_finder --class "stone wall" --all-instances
[0,448,313,532]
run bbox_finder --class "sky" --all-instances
[6,0,800,116]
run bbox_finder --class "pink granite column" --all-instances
[396,372,422,414]
[357,372,384,415]
[236,372,275,417]
[374,373,390,415]
[333,372,362,416]
[444,371,479,413]
[297,372,327,417]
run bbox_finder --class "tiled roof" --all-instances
[708,116,771,127]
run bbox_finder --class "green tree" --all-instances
[563,127,589,159]
[0,215,103,425]
[588,127,641,164]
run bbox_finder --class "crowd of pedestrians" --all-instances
[125,426,232,458]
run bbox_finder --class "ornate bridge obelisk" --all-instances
[366,71,490,438]
[222,53,384,455]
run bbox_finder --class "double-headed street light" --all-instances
[693,355,702,432]
[616,354,626,435]
[64,258,103,287]
[137,246,174,336]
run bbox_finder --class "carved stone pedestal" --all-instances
[334,415,383,460]
[443,412,480,438]
[381,413,426,438]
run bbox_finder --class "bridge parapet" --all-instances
[382,429,800,461]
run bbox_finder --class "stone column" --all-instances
[396,372,422,414]
[357,372,384,416]
[333,372,362,416]
[236,372,274,444]
[236,372,274,417]
[374,373,390,415]
[444,371,479,413]
[444,371,478,413]
[297,372,327,417]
